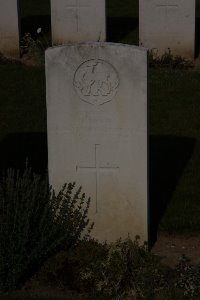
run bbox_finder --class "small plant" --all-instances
[79,236,169,299]
[175,255,200,299]
[20,28,51,64]
[148,48,193,69]
[36,237,108,292]
[0,167,93,292]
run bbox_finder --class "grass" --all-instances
[0,64,47,173]
[149,69,200,233]
[0,64,46,140]
[149,70,200,137]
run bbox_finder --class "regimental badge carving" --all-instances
[73,59,119,105]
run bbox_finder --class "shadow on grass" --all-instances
[149,135,196,247]
[107,17,138,42]
[20,15,51,39]
[0,133,48,175]
[0,133,196,246]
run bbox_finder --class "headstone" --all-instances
[45,43,148,243]
[0,0,20,58]
[51,0,106,45]
[139,0,195,59]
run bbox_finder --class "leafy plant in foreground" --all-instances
[79,237,169,299]
[175,255,200,299]
[0,168,93,292]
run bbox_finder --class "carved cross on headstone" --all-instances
[76,144,119,213]
[65,0,89,32]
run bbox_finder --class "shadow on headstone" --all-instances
[149,135,196,247]
[0,132,48,175]
[107,17,138,43]
[195,17,200,58]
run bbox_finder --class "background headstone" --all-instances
[0,0,20,58]
[139,0,196,59]
[51,0,106,44]
[45,43,148,242]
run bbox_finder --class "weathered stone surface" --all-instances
[45,43,148,242]
[0,0,20,58]
[51,0,106,44]
[139,0,195,59]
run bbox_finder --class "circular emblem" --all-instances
[73,59,119,105]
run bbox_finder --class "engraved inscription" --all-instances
[156,1,178,17]
[155,1,178,34]
[76,144,119,212]
[64,0,90,32]
[73,59,119,105]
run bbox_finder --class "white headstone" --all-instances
[51,0,106,44]
[45,43,148,243]
[0,0,20,58]
[139,0,195,59]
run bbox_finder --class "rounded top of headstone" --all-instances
[45,42,148,56]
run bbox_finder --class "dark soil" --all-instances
[152,233,200,268]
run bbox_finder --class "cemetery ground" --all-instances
[1,0,200,299]
[1,58,200,300]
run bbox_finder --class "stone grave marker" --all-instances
[0,0,20,58]
[45,43,148,242]
[51,0,106,44]
[139,0,195,59]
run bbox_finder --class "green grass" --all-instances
[149,69,200,233]
[150,70,200,137]
[0,64,46,141]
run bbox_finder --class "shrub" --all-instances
[148,49,193,69]
[34,238,108,293]
[20,28,51,64]
[175,255,200,299]
[79,237,170,299]
[0,167,93,292]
